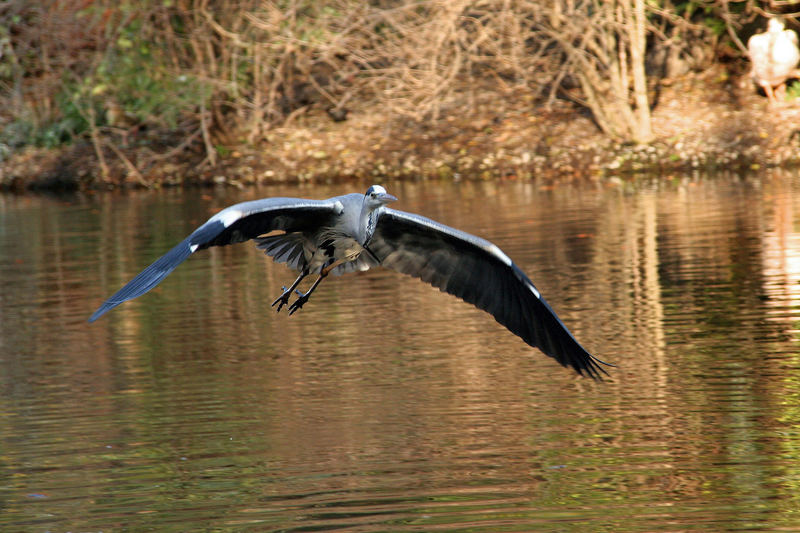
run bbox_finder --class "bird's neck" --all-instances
[358,204,379,245]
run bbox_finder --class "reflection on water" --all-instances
[3,174,800,530]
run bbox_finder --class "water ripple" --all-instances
[4,178,800,530]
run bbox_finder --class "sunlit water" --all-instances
[3,174,800,531]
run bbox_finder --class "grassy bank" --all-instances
[1,2,799,191]
[2,67,799,192]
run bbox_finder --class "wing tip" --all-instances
[87,300,119,323]
[88,238,198,323]
[575,353,615,381]
[88,295,130,322]
[88,307,109,323]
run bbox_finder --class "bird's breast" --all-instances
[311,230,364,268]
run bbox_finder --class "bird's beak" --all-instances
[379,193,398,204]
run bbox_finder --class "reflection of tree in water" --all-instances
[6,178,800,529]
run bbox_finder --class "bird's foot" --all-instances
[287,289,310,316]
[271,286,292,313]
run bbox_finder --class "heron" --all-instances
[89,185,612,379]
[748,18,800,105]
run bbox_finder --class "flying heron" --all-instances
[89,186,612,379]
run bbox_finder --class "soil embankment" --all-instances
[2,69,799,191]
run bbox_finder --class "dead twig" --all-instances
[104,139,148,187]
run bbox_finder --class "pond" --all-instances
[2,174,800,531]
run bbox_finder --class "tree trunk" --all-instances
[539,0,654,144]
[628,0,653,143]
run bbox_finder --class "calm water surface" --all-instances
[3,175,800,531]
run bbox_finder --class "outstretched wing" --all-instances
[89,197,342,322]
[370,208,611,379]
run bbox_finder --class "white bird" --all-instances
[89,186,612,379]
[748,18,800,104]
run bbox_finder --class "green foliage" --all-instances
[47,89,93,146]
[96,21,211,129]
[0,85,93,149]
[670,0,743,38]
[0,0,773,155]
[787,81,800,101]
[1,7,212,149]
[703,16,728,38]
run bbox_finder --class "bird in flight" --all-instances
[90,185,612,379]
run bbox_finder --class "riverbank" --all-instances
[2,68,799,192]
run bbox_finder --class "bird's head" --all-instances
[768,18,785,33]
[364,185,397,209]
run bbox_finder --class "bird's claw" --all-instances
[271,286,291,312]
[273,285,312,315]
[287,293,309,316]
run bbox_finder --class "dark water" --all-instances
[3,174,800,531]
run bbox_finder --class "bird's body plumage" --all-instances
[748,18,800,103]
[90,186,611,379]
[254,192,382,276]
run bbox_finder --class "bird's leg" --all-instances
[272,267,309,312]
[775,83,787,104]
[287,260,340,316]
[763,83,777,106]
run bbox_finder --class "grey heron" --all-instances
[748,18,800,104]
[89,185,612,379]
